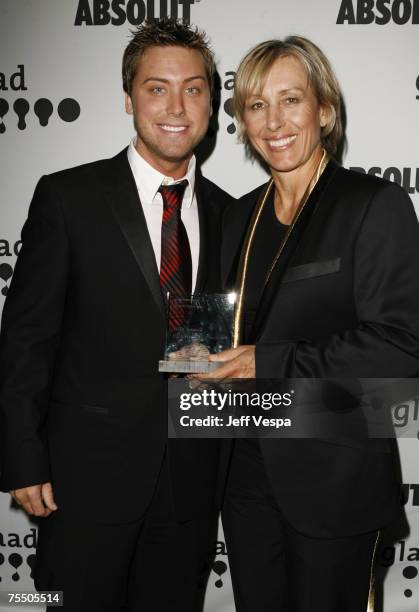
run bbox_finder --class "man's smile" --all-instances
[158,124,189,133]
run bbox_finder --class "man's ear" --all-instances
[125,92,133,115]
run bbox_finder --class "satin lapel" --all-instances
[221,194,259,289]
[194,173,208,293]
[103,149,165,320]
[251,160,339,341]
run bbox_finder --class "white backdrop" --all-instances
[0,0,419,610]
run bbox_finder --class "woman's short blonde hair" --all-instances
[234,36,343,157]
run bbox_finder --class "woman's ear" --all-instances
[319,104,329,128]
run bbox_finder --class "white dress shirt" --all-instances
[127,138,200,292]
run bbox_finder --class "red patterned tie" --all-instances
[159,181,192,330]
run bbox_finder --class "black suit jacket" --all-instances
[222,159,419,537]
[0,148,234,523]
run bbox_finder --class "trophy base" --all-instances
[159,359,223,374]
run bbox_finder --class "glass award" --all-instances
[158,293,236,373]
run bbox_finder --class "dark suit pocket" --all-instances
[282,257,341,283]
[48,401,116,453]
[49,400,110,416]
[80,404,110,415]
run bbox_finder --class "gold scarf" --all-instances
[233,149,329,347]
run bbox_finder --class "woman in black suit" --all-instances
[199,36,419,611]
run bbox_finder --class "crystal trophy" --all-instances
[158,293,236,373]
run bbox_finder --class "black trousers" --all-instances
[34,455,218,612]
[222,440,379,612]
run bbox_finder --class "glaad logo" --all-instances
[222,72,236,134]
[402,565,418,599]
[0,238,21,297]
[75,0,196,26]
[392,396,419,435]
[0,263,14,297]
[211,540,228,588]
[0,529,37,583]
[383,485,419,599]
[379,540,419,599]
[350,166,419,195]
[0,66,81,133]
[337,0,419,24]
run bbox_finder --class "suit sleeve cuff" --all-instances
[0,442,51,492]
[255,341,297,379]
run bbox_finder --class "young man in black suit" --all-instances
[0,19,233,611]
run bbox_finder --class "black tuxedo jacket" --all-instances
[222,159,419,538]
[0,148,234,523]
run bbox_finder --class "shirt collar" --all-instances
[127,137,196,208]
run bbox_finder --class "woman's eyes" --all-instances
[249,101,265,110]
[248,97,300,111]
[285,96,299,104]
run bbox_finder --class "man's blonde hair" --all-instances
[122,18,215,97]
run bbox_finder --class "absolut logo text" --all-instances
[350,166,419,194]
[337,0,419,24]
[75,0,196,26]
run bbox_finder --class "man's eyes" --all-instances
[148,86,201,95]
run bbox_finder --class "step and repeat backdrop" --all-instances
[1,1,419,610]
